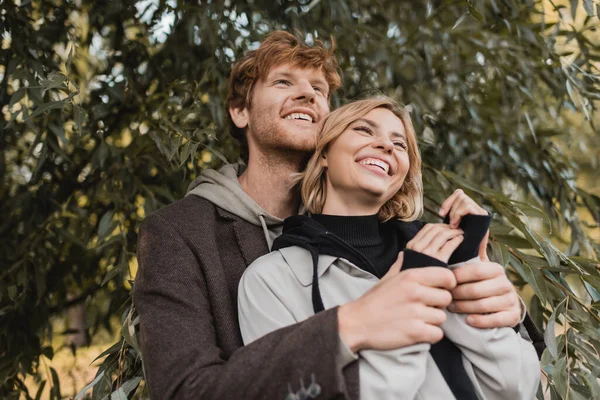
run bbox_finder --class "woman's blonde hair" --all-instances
[299,96,423,221]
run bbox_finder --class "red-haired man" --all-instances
[134,31,533,399]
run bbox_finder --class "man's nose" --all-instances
[293,80,316,104]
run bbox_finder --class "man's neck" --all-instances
[238,151,305,219]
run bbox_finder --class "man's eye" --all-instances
[313,86,323,93]
[354,126,373,135]
[275,79,291,86]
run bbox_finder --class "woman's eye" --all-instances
[354,126,373,135]
[394,142,408,151]
[313,86,323,93]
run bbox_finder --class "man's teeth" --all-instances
[359,159,390,174]
[284,113,313,122]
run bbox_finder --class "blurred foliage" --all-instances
[1,0,600,399]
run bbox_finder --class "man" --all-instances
[134,31,537,399]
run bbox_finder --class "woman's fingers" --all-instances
[439,189,464,217]
[438,234,464,262]
[408,224,463,262]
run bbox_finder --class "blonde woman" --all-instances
[237,97,540,400]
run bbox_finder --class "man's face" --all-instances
[233,64,331,156]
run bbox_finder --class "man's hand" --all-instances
[449,260,521,328]
[338,253,456,353]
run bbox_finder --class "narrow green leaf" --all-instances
[49,367,62,399]
[583,0,594,15]
[9,88,26,108]
[524,112,537,143]
[571,0,579,19]
[452,12,469,30]
[40,72,67,92]
[495,234,533,249]
[28,99,68,119]
[75,371,104,400]
[467,4,484,22]
[34,381,47,400]
[98,211,114,240]
[73,104,87,134]
[545,298,566,359]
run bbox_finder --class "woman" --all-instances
[237,97,540,399]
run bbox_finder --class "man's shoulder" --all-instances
[148,195,216,222]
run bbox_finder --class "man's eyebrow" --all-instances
[270,72,328,88]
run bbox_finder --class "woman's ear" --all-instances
[229,106,249,129]
[320,152,328,167]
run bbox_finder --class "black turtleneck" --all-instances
[311,214,403,278]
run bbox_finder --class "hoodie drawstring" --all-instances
[258,215,273,250]
[310,241,325,313]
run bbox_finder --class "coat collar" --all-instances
[278,247,339,287]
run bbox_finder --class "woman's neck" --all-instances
[321,190,382,216]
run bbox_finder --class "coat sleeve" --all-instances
[443,257,541,400]
[134,214,354,400]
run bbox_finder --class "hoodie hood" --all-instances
[186,163,284,249]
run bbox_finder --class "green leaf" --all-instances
[73,104,87,134]
[101,266,120,286]
[75,371,105,400]
[28,99,68,120]
[452,12,469,30]
[34,381,47,400]
[545,298,566,359]
[41,346,53,360]
[495,234,533,249]
[40,72,67,92]
[9,88,26,108]
[98,211,115,241]
[467,4,484,22]
[583,0,594,15]
[49,367,62,399]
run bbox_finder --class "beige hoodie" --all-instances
[186,163,284,249]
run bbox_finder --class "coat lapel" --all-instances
[216,207,269,268]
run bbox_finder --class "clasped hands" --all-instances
[339,189,522,353]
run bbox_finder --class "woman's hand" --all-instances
[439,189,487,229]
[406,223,464,263]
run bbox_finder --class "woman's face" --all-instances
[321,107,411,213]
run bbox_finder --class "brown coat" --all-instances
[134,195,359,399]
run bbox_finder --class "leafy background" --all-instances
[1,0,599,399]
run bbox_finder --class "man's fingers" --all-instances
[451,275,514,300]
[478,230,490,261]
[439,189,463,217]
[465,309,521,329]
[419,306,448,325]
[450,293,518,314]
[398,267,457,290]
[420,287,453,308]
[413,324,445,344]
[453,261,505,285]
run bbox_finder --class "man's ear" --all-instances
[229,106,249,129]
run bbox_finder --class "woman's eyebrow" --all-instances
[354,118,378,128]
[391,131,407,140]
